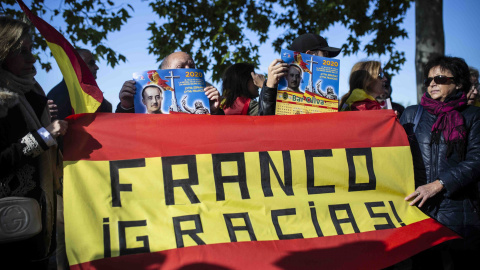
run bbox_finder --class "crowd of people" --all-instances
[1,15,480,270]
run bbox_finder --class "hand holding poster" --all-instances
[133,69,210,114]
[276,49,340,115]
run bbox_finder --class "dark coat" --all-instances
[0,89,56,263]
[258,83,278,115]
[400,104,480,247]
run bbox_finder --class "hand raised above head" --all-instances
[204,85,220,113]
[266,59,288,88]
[251,72,265,88]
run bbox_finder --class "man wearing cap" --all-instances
[258,33,341,115]
[288,33,341,58]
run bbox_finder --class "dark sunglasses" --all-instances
[424,75,455,87]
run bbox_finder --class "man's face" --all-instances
[165,52,196,69]
[79,51,99,79]
[142,86,163,114]
[287,66,301,89]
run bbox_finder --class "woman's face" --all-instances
[426,66,457,102]
[3,35,36,76]
[248,73,260,98]
[367,68,387,99]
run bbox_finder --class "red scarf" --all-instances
[223,97,251,115]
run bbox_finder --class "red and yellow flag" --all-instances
[63,111,459,269]
[294,52,312,74]
[17,0,103,114]
[147,70,174,91]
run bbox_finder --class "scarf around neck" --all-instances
[341,89,383,111]
[0,67,60,255]
[420,91,467,158]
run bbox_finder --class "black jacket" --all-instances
[400,104,480,245]
[0,88,56,261]
[258,83,277,115]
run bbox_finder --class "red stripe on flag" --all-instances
[64,110,407,161]
[16,0,103,104]
[69,218,459,270]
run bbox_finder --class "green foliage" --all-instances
[148,0,276,82]
[150,0,412,82]
[2,0,412,82]
[0,0,132,71]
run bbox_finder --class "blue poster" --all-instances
[278,49,340,99]
[132,69,210,114]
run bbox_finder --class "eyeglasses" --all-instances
[424,75,455,87]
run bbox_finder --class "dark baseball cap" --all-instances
[289,33,341,57]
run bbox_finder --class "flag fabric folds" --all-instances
[16,0,103,114]
[63,111,459,270]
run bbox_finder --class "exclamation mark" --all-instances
[103,217,111,258]
[389,201,406,227]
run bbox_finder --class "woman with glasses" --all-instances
[401,56,480,268]
[339,60,388,111]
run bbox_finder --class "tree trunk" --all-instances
[415,0,445,103]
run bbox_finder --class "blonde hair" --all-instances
[339,60,382,109]
[0,16,31,64]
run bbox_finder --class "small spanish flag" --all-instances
[294,52,312,74]
[146,70,174,91]
[17,0,103,114]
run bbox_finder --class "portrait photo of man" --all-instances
[141,85,164,114]
[286,64,303,92]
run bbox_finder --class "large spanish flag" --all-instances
[17,0,103,114]
[63,111,459,269]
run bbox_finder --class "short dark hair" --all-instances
[142,85,163,99]
[424,55,471,93]
[75,48,91,56]
[221,63,255,109]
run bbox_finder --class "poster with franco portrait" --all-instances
[276,49,340,115]
[133,69,211,114]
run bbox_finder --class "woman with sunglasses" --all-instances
[339,60,388,111]
[401,55,480,268]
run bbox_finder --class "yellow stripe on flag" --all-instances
[47,41,101,113]
[64,146,426,265]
